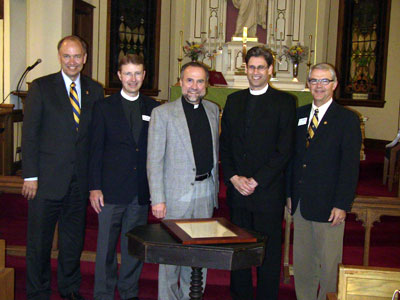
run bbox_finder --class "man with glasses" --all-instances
[88,54,159,300]
[220,46,296,300]
[286,63,361,300]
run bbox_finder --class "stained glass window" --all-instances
[336,0,391,107]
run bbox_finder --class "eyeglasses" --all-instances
[308,78,335,85]
[247,65,268,72]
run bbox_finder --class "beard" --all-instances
[182,89,205,104]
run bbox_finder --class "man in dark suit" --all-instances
[21,35,104,300]
[220,46,296,300]
[286,63,361,300]
[88,54,159,300]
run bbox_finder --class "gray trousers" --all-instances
[94,197,148,300]
[158,177,215,300]
[293,205,344,300]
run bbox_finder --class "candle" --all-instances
[179,31,183,59]
[208,29,211,54]
[280,32,283,54]
[269,24,272,47]
[274,28,277,51]
[308,34,312,64]
[219,22,223,49]
[215,25,218,51]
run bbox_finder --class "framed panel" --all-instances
[161,217,257,245]
[335,0,391,107]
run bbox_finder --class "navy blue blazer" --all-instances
[88,92,159,205]
[22,72,104,200]
[288,101,361,222]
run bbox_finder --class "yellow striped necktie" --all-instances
[306,108,319,148]
[69,82,80,130]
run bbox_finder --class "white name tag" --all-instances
[142,115,150,121]
[298,117,307,126]
[297,118,307,126]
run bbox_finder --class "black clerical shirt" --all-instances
[181,97,213,176]
[120,94,142,143]
[245,93,261,136]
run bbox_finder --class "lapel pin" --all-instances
[324,121,328,125]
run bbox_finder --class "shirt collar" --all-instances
[61,70,80,88]
[181,96,202,109]
[121,89,140,101]
[249,84,269,96]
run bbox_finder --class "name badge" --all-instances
[298,117,307,126]
[142,115,150,121]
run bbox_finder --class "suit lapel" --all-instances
[172,99,195,166]
[54,73,77,134]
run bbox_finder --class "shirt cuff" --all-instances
[24,177,38,181]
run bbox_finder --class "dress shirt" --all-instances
[181,97,213,175]
[307,98,333,127]
[61,70,82,106]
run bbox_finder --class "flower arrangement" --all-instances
[283,44,308,63]
[183,40,207,61]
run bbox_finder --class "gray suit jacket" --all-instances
[147,98,219,214]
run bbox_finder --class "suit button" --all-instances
[193,168,196,172]
[191,182,194,186]
[302,164,307,168]
[136,148,139,152]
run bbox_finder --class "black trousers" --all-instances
[26,178,87,300]
[230,207,283,300]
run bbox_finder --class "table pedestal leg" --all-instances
[189,267,203,300]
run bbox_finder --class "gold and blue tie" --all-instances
[69,82,80,130]
[306,108,319,148]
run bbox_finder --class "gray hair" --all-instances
[307,63,337,82]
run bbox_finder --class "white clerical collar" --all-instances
[121,89,140,101]
[249,84,269,95]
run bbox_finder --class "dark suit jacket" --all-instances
[288,101,361,222]
[22,72,104,200]
[88,93,159,205]
[220,86,296,212]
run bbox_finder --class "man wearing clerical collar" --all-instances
[147,62,220,300]
[88,54,159,300]
[220,46,296,300]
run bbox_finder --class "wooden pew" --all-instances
[0,239,15,300]
[326,264,400,300]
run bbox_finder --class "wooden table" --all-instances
[127,223,266,300]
